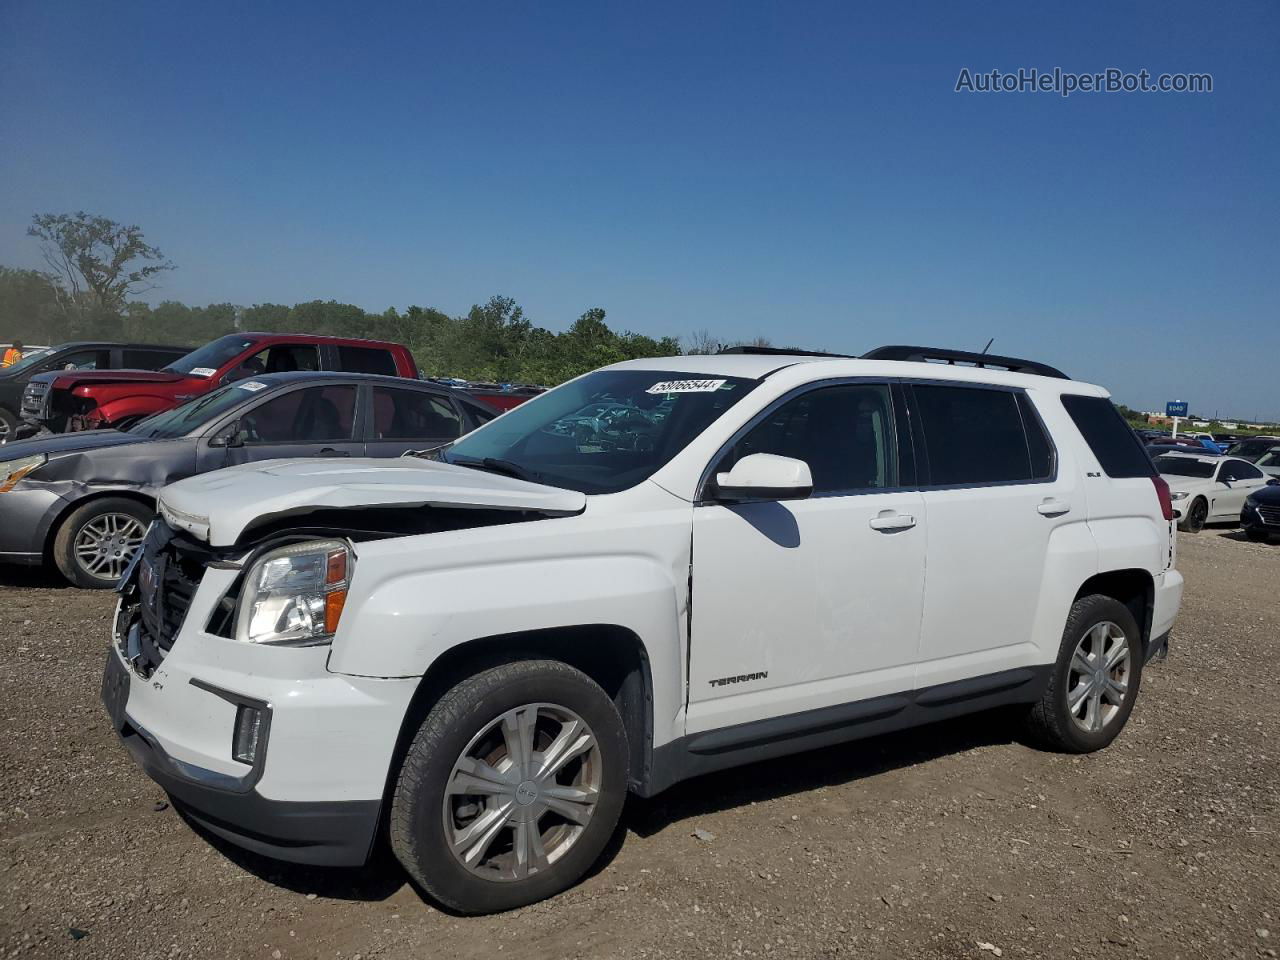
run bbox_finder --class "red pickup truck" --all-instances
[22,333,419,432]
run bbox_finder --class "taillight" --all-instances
[1151,475,1174,522]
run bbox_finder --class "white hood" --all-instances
[157,457,586,546]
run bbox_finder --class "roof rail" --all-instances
[717,345,856,358]
[861,345,1068,379]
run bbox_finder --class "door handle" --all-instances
[1037,499,1070,517]
[868,512,916,532]
[315,448,350,457]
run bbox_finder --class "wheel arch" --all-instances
[1075,568,1155,655]
[381,624,655,807]
[44,488,156,559]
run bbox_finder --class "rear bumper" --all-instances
[1150,567,1183,654]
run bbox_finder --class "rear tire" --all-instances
[53,497,153,589]
[1178,497,1208,533]
[390,659,628,914]
[1023,594,1143,753]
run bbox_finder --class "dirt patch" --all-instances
[2,529,1277,959]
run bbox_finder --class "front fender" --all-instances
[327,553,687,747]
[92,395,175,426]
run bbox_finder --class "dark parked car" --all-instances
[0,371,493,588]
[0,341,189,441]
[1226,436,1280,461]
[1241,481,1280,543]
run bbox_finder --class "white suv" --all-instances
[101,345,1183,914]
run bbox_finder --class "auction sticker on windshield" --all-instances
[646,379,726,394]
[188,367,217,377]
[236,381,268,392]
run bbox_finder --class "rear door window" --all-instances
[1060,394,1155,479]
[336,346,398,376]
[911,384,1044,486]
[121,348,180,369]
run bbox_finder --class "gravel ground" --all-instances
[2,529,1277,960]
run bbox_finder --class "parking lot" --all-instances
[0,529,1276,960]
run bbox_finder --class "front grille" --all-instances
[122,520,212,677]
[20,381,49,420]
[1259,505,1280,527]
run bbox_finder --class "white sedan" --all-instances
[1154,452,1271,532]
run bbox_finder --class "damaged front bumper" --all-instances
[102,560,419,866]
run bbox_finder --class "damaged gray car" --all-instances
[0,371,493,587]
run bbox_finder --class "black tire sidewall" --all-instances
[53,497,154,589]
[1183,498,1207,533]
[392,662,629,914]
[1047,595,1144,752]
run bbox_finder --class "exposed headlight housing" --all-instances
[0,454,47,493]
[235,539,352,645]
[1169,490,1190,500]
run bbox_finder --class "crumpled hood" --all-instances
[157,457,587,545]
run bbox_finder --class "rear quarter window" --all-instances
[1060,394,1155,478]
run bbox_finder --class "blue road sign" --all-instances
[1166,401,1189,418]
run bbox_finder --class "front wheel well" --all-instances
[1075,569,1154,655]
[385,625,654,803]
[44,490,156,560]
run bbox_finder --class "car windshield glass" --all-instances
[443,369,759,494]
[1257,450,1280,468]
[130,383,261,438]
[2,347,55,374]
[163,335,256,376]
[1155,456,1216,479]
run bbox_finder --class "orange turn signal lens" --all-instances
[324,589,347,635]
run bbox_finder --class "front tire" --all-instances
[1178,497,1208,533]
[53,497,152,589]
[390,660,629,914]
[1023,594,1143,753]
[0,406,17,443]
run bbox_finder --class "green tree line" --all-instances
[0,264,681,385]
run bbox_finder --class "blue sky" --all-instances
[1,0,1276,419]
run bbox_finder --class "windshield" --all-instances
[164,334,257,376]
[444,369,759,494]
[1257,449,1280,468]
[2,347,56,375]
[1155,456,1216,479]
[130,382,263,438]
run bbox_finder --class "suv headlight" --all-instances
[235,540,352,645]
[0,454,46,493]
[1169,491,1189,500]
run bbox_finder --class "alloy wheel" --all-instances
[443,702,602,882]
[73,513,147,581]
[1066,620,1132,733]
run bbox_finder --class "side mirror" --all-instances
[208,422,244,448]
[713,453,813,503]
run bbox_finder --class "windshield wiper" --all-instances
[449,454,541,483]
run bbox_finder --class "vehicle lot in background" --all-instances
[0,528,1273,959]
[0,372,492,587]
[1154,452,1270,532]
[21,333,418,433]
[0,341,190,441]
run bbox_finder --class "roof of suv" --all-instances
[607,353,1106,394]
